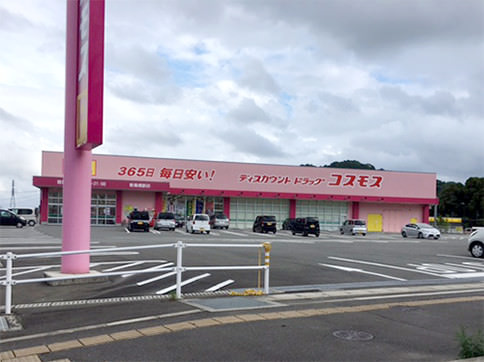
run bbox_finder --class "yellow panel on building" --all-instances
[368,214,383,232]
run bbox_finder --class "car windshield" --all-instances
[158,213,174,219]
[195,215,209,221]
[130,211,149,220]
[417,223,433,229]
[263,216,276,222]
[354,220,366,225]
[306,217,318,222]
[215,213,227,219]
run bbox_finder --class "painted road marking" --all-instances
[328,256,445,278]
[205,279,235,292]
[156,273,211,294]
[103,261,145,272]
[220,230,248,237]
[319,263,407,281]
[136,264,176,286]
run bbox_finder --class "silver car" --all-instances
[401,223,440,239]
[340,219,367,236]
[468,228,484,258]
[154,212,176,231]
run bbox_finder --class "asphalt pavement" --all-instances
[1,225,483,361]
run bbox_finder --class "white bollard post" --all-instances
[5,252,14,315]
[176,241,184,299]
[263,243,271,295]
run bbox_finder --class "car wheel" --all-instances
[303,232,308,237]
[363,233,366,236]
[470,242,484,258]
[418,232,423,239]
[340,230,344,235]
[292,231,296,236]
[252,227,256,232]
[191,230,195,234]
[16,222,24,228]
[315,233,320,237]
[273,230,276,234]
[207,231,210,234]
[434,236,439,239]
[402,231,407,238]
[28,220,36,227]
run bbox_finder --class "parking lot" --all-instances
[0,224,479,305]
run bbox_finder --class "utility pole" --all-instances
[9,180,15,208]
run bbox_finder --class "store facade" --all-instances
[33,151,438,232]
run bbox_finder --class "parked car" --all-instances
[8,207,37,226]
[253,215,277,234]
[209,212,230,229]
[174,214,185,228]
[127,210,150,232]
[282,218,296,231]
[0,209,27,228]
[401,223,440,239]
[292,217,320,237]
[154,212,176,231]
[468,228,484,258]
[186,213,211,234]
[340,219,367,236]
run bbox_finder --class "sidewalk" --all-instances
[1,281,483,361]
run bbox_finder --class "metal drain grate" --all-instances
[0,316,8,331]
[183,296,284,312]
[333,330,374,341]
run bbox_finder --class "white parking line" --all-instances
[220,230,248,237]
[328,256,445,278]
[103,261,145,272]
[205,279,235,292]
[122,263,173,278]
[136,264,176,286]
[156,273,211,294]
[319,263,407,281]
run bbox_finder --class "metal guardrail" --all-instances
[0,241,272,315]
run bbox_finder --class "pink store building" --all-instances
[33,151,438,232]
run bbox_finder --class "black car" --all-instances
[253,215,277,234]
[127,210,150,232]
[0,209,27,228]
[282,218,296,230]
[291,217,320,237]
[174,214,185,228]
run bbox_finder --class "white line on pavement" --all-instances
[205,279,235,292]
[319,263,407,281]
[156,273,211,295]
[327,256,446,278]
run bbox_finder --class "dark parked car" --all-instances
[282,218,296,230]
[127,210,150,232]
[291,217,320,237]
[0,209,27,228]
[174,214,185,228]
[253,215,277,234]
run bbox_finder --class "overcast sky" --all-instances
[1,0,483,208]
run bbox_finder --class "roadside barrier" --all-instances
[0,241,271,315]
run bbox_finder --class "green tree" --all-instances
[323,160,376,170]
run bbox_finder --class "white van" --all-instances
[8,208,38,226]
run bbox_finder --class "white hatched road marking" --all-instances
[205,279,235,292]
[122,263,173,278]
[220,230,248,237]
[328,256,446,278]
[136,263,176,286]
[156,273,211,294]
[103,261,145,272]
[319,263,407,281]
[137,270,177,286]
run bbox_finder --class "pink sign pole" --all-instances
[62,0,104,273]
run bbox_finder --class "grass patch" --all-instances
[457,327,484,359]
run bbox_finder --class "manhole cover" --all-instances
[333,330,374,341]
